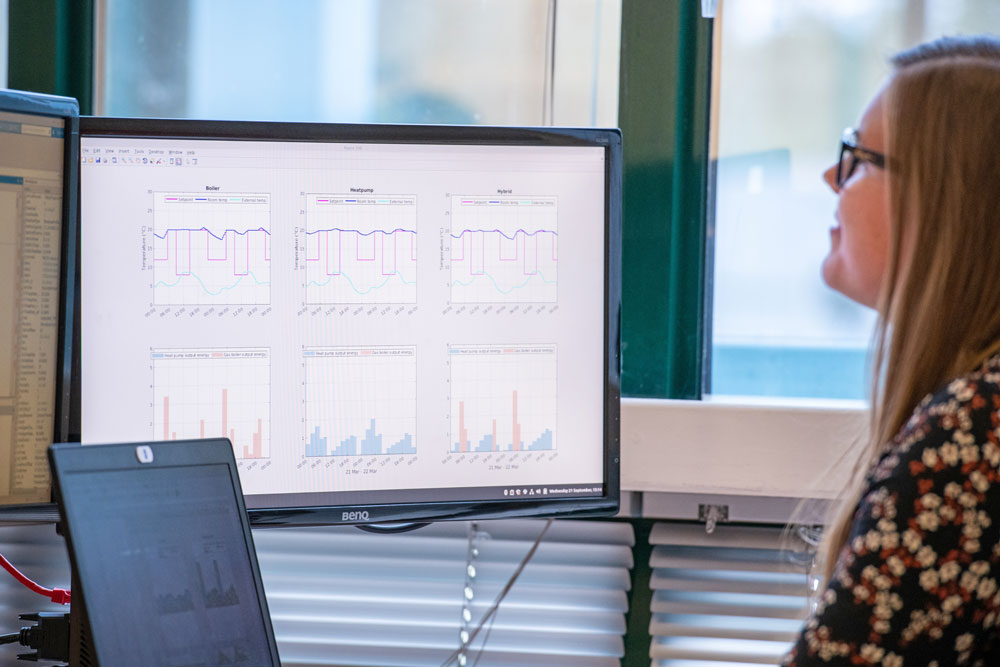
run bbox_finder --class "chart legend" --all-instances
[449,345,557,454]
[152,348,270,459]
[152,193,271,305]
[305,195,417,304]
[304,346,417,456]
[450,196,557,303]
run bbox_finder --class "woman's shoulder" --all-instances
[871,354,1000,486]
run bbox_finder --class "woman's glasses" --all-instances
[837,127,886,188]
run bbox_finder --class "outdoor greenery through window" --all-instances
[710,0,1000,400]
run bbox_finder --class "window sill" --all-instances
[620,396,866,520]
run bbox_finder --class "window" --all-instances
[0,0,7,90]
[710,0,1000,399]
[98,0,621,128]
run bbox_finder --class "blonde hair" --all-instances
[819,39,1000,581]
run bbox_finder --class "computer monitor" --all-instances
[49,439,281,665]
[0,90,79,512]
[78,118,620,526]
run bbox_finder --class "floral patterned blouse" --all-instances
[784,357,1000,665]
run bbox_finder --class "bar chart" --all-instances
[152,192,271,306]
[450,196,557,303]
[305,194,417,304]
[304,346,417,457]
[152,348,270,459]
[449,344,557,454]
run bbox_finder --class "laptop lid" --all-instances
[49,439,280,666]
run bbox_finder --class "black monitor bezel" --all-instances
[77,117,622,526]
[0,90,79,517]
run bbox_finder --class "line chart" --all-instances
[152,193,271,306]
[305,195,417,304]
[450,196,557,303]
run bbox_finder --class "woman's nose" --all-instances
[823,163,840,193]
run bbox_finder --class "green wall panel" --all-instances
[619,1,712,399]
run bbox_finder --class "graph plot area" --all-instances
[450,196,557,303]
[449,345,556,454]
[305,346,417,456]
[153,193,271,305]
[152,348,270,459]
[305,195,417,304]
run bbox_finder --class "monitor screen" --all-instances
[78,119,620,525]
[0,90,78,509]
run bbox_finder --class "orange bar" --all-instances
[492,419,497,452]
[163,396,169,441]
[253,419,262,458]
[200,419,205,438]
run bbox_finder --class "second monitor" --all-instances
[78,119,620,525]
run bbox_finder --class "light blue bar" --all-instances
[528,429,553,451]
[305,426,327,457]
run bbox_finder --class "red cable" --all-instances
[0,551,71,605]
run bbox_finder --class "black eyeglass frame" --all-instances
[837,127,887,188]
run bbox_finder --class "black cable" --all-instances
[469,601,500,667]
[438,519,553,667]
[0,632,19,645]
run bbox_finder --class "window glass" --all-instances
[99,0,620,128]
[711,0,1000,399]
[0,0,7,89]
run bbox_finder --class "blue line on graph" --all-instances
[450,228,557,241]
[155,271,270,295]
[451,270,554,295]
[307,270,414,294]
[154,227,270,241]
[305,228,416,237]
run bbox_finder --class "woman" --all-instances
[784,36,1000,664]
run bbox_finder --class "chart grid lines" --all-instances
[305,194,417,304]
[152,347,270,460]
[152,192,271,306]
[450,196,557,304]
[304,346,417,457]
[449,344,557,454]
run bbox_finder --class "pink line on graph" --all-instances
[325,231,341,276]
[355,231,376,262]
[523,233,538,276]
[498,231,518,262]
[381,232,396,275]
[233,232,249,276]
[205,229,228,262]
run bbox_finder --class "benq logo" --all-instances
[342,511,370,522]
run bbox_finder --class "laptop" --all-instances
[49,439,280,666]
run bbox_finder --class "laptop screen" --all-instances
[50,440,280,665]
